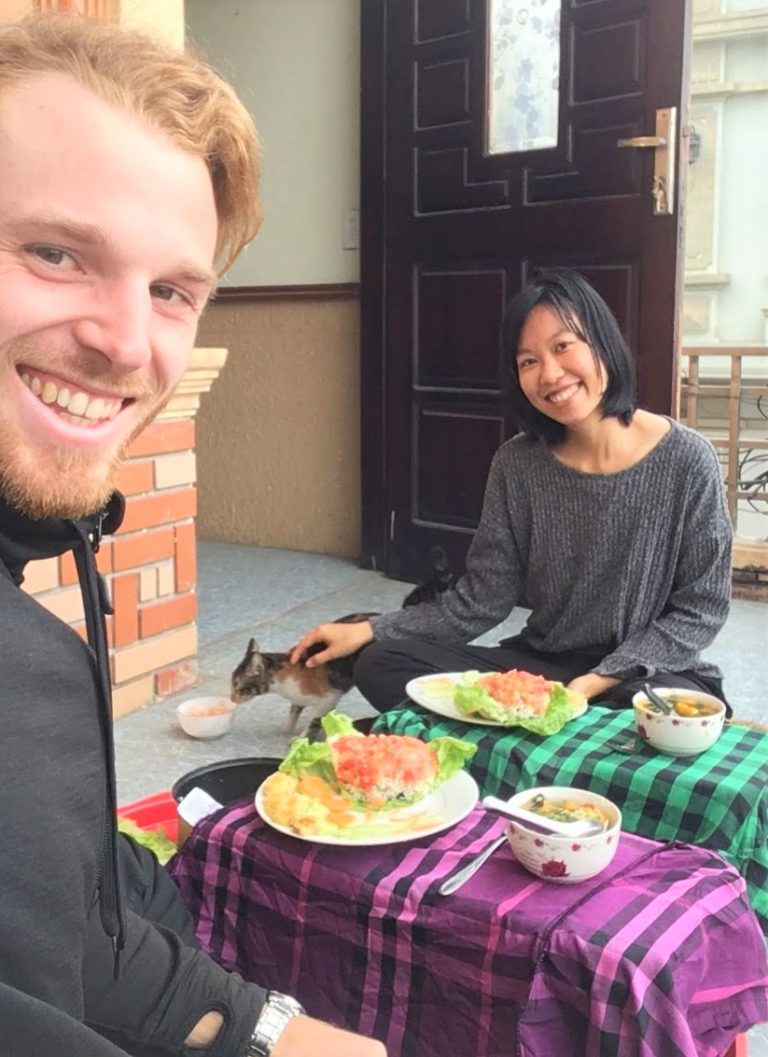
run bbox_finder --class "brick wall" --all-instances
[20,347,227,718]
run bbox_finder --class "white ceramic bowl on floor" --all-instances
[177,697,237,739]
[504,785,621,884]
[632,688,726,757]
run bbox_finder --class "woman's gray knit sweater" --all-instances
[371,421,732,680]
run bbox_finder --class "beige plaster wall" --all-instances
[194,296,361,557]
[185,0,360,287]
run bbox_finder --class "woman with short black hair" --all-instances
[503,270,636,443]
[292,271,733,714]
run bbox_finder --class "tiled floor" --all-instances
[114,542,768,1055]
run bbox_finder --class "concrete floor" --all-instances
[115,540,768,804]
[114,542,768,1056]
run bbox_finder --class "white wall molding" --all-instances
[685,272,731,288]
[694,11,768,42]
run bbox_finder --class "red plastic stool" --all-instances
[117,790,178,844]
[723,1034,749,1057]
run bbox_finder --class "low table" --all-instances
[170,801,768,1057]
[374,704,768,935]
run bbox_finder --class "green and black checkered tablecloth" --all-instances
[374,703,768,935]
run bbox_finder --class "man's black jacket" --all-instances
[0,495,264,1056]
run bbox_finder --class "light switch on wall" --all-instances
[342,209,360,250]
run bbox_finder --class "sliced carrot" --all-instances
[298,775,348,811]
[327,812,357,827]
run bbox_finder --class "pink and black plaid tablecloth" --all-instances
[169,802,768,1057]
[374,704,768,934]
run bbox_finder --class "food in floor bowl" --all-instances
[453,668,587,734]
[503,785,621,883]
[632,688,726,757]
[176,696,237,739]
[259,711,476,839]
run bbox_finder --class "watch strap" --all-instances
[246,991,304,1056]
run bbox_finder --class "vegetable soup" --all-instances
[523,793,612,831]
[638,695,722,718]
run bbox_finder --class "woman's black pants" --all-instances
[353,634,728,714]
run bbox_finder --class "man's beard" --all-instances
[0,390,173,521]
[0,440,123,520]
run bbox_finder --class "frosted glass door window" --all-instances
[486,0,562,155]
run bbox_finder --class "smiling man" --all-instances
[0,14,384,1057]
[0,75,217,519]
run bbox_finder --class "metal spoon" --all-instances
[642,683,673,715]
[438,798,606,897]
[482,795,604,838]
[438,834,508,896]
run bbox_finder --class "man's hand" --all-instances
[289,621,374,667]
[186,1010,386,1056]
[272,1015,386,1056]
[567,673,620,701]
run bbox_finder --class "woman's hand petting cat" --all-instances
[290,620,374,667]
[567,672,620,700]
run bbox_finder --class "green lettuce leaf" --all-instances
[117,817,177,865]
[454,672,575,735]
[278,711,476,812]
[278,712,363,785]
[321,712,361,739]
[278,737,337,786]
[454,674,510,723]
[432,735,477,782]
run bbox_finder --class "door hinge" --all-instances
[389,509,396,541]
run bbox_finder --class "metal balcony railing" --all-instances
[680,347,768,525]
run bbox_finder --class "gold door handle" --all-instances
[617,136,667,149]
[616,108,677,216]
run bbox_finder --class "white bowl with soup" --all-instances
[632,688,726,757]
[177,697,237,739]
[503,785,621,884]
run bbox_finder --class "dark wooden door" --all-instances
[361,0,691,582]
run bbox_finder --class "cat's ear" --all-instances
[430,545,450,571]
[247,637,259,654]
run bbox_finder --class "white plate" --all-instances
[255,769,479,847]
[405,672,588,727]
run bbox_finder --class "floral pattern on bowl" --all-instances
[503,786,622,885]
[632,689,726,757]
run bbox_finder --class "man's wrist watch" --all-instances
[246,991,305,1056]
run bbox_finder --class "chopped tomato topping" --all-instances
[477,669,554,714]
[331,734,437,792]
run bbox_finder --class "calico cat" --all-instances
[230,550,458,739]
[230,612,377,740]
[402,545,456,607]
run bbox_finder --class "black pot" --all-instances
[172,756,281,806]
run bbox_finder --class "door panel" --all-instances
[416,267,507,388]
[361,0,691,582]
[416,0,472,42]
[415,405,505,530]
